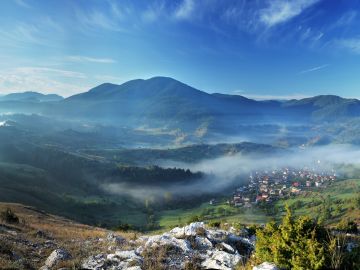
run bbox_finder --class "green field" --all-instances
[157,201,270,230]
[156,179,360,230]
[275,178,360,225]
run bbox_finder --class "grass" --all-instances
[157,179,360,230]
[274,178,360,225]
[157,201,270,230]
[0,202,137,269]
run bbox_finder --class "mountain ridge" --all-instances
[0,91,63,102]
[3,77,360,128]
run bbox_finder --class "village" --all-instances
[219,163,338,208]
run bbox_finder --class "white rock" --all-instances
[228,234,255,248]
[107,232,126,245]
[253,262,279,270]
[45,248,71,268]
[126,267,142,270]
[136,245,144,255]
[195,236,213,249]
[170,222,205,238]
[114,250,141,261]
[144,233,191,253]
[82,254,106,270]
[202,250,242,270]
[206,229,229,242]
[219,242,235,254]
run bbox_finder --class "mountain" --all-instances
[284,95,360,121]
[55,77,360,128]
[53,77,288,132]
[0,91,63,102]
[2,77,360,134]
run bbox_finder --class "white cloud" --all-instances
[0,23,42,46]
[299,64,329,74]
[66,55,116,64]
[0,67,89,96]
[336,38,360,54]
[76,9,124,32]
[0,17,64,49]
[259,0,320,27]
[13,0,30,8]
[334,10,357,28]
[14,67,86,79]
[174,0,195,20]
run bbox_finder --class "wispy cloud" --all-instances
[299,64,329,74]
[66,55,116,64]
[336,38,360,54]
[243,93,309,100]
[76,9,124,32]
[0,67,89,96]
[174,0,195,20]
[259,0,321,27]
[0,17,64,49]
[13,0,30,8]
[0,23,42,46]
[333,10,358,28]
[14,67,86,79]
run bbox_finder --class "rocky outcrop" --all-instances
[253,262,279,270]
[43,248,71,268]
[82,222,254,270]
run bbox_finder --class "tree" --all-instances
[255,206,326,270]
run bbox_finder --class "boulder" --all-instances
[253,262,279,270]
[82,254,107,269]
[206,229,229,243]
[83,251,142,270]
[106,232,126,245]
[218,242,235,254]
[82,222,255,270]
[126,267,142,270]
[195,236,213,249]
[44,248,71,268]
[144,233,191,253]
[170,222,205,238]
[201,250,242,270]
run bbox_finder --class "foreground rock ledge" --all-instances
[82,222,255,270]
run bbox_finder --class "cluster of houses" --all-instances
[227,166,337,208]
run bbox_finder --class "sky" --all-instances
[0,0,360,99]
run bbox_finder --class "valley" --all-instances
[0,78,359,269]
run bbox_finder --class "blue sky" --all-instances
[0,0,360,99]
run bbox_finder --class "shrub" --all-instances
[255,206,326,270]
[208,220,221,228]
[188,215,201,224]
[336,218,358,233]
[0,208,19,224]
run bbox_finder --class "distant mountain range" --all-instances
[0,91,63,102]
[2,77,360,132]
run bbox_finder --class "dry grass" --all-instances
[0,202,136,269]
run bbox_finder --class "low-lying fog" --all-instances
[102,144,360,200]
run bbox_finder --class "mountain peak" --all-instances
[0,91,63,102]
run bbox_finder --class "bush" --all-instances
[0,208,19,224]
[255,206,326,269]
[208,220,221,228]
[114,222,132,231]
[336,218,358,233]
[188,215,201,224]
